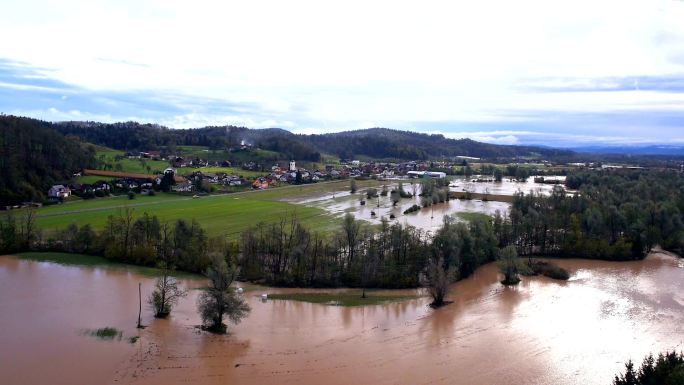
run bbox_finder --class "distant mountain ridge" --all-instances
[305,127,573,160]
[51,121,574,161]
[571,145,684,156]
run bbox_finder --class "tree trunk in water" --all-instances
[137,282,143,328]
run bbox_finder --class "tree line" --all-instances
[494,169,684,260]
[2,169,682,295]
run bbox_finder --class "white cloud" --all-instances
[2,0,684,142]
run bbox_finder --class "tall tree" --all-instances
[197,256,250,333]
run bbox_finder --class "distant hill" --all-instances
[0,116,96,205]
[305,128,574,160]
[53,122,573,161]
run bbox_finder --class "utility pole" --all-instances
[137,282,143,329]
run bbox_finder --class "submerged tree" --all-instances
[197,257,250,333]
[497,245,523,285]
[149,266,187,318]
[390,189,400,206]
[350,178,357,194]
[426,257,454,308]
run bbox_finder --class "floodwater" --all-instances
[289,177,568,233]
[290,182,510,233]
[449,175,568,196]
[1,251,683,385]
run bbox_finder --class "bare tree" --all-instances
[149,264,187,318]
[411,182,419,198]
[20,207,37,248]
[390,190,401,206]
[342,213,362,268]
[426,257,454,308]
[197,257,250,333]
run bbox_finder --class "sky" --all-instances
[1,0,684,147]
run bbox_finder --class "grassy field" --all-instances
[178,166,267,178]
[175,145,281,163]
[33,195,335,238]
[75,175,116,184]
[23,180,381,239]
[94,148,169,174]
[455,212,492,222]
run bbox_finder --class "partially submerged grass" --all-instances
[267,291,419,306]
[82,327,123,341]
[13,252,198,278]
[455,212,492,222]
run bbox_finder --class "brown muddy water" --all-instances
[1,252,683,385]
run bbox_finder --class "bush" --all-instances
[524,259,570,280]
[127,191,135,200]
[403,204,421,214]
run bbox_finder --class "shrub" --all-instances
[403,204,421,214]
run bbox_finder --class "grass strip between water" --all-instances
[267,291,419,306]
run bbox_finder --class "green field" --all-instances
[75,175,115,184]
[94,148,169,174]
[22,180,381,239]
[175,145,281,164]
[178,166,267,179]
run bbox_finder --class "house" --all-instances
[172,181,193,192]
[172,157,192,168]
[48,185,71,199]
[92,181,111,192]
[252,177,271,189]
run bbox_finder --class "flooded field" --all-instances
[287,176,564,233]
[449,175,567,196]
[1,251,683,385]
[295,189,509,233]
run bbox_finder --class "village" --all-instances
[41,148,672,205]
[43,151,462,204]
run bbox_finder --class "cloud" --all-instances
[2,1,684,146]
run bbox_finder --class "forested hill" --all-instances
[53,121,572,161]
[0,116,96,205]
[305,128,573,159]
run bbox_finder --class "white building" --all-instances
[48,185,71,199]
[407,171,446,179]
[289,160,296,171]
